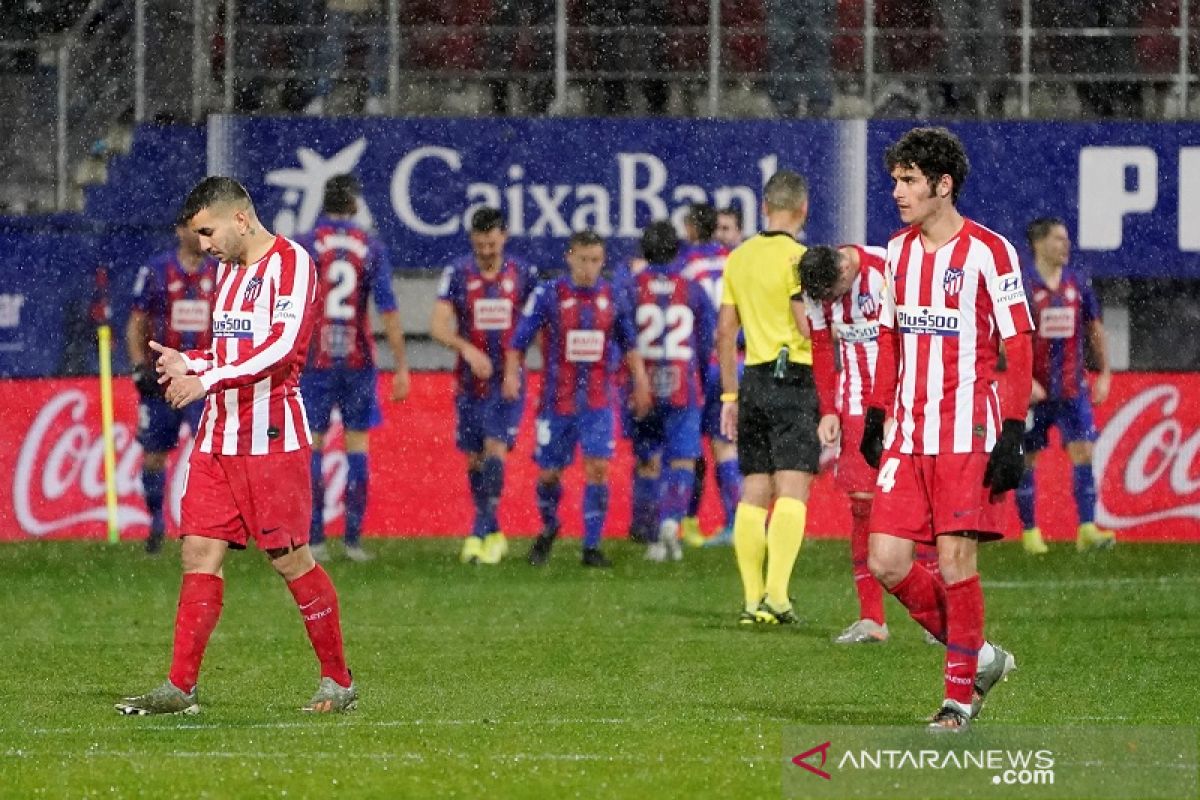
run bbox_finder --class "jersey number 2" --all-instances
[636,304,694,360]
[325,259,357,321]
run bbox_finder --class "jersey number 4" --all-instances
[325,258,358,321]
[636,304,694,361]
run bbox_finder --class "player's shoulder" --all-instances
[886,225,921,250]
[962,218,1019,257]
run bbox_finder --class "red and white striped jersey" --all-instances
[181,235,319,456]
[806,245,887,416]
[880,219,1033,455]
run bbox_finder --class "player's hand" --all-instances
[462,345,494,380]
[391,367,410,402]
[720,400,737,443]
[1091,371,1111,405]
[859,407,885,469]
[984,419,1026,495]
[501,369,520,401]
[165,374,205,409]
[149,341,188,382]
[1030,379,1047,405]
[818,413,841,447]
[131,362,161,396]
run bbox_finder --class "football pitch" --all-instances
[1,538,1197,798]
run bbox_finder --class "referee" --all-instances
[718,170,818,625]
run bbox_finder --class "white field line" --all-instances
[0,747,768,766]
[985,576,1200,589]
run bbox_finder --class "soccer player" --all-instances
[628,220,715,561]
[801,243,892,643]
[1017,217,1115,555]
[715,206,744,249]
[116,177,356,716]
[718,170,817,626]
[503,230,653,568]
[679,203,740,548]
[126,216,217,554]
[860,127,1029,730]
[431,207,537,565]
[299,175,410,564]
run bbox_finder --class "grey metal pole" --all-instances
[192,0,204,120]
[56,45,68,210]
[706,0,720,117]
[1179,0,1191,116]
[223,0,235,113]
[863,0,876,108]
[552,0,567,115]
[134,0,145,123]
[388,0,401,114]
[1020,0,1031,117]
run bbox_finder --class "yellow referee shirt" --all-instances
[720,231,812,366]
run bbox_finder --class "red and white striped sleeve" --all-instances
[199,241,316,393]
[979,230,1033,340]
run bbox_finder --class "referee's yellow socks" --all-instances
[765,497,807,610]
[733,503,768,613]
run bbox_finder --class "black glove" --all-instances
[132,362,161,397]
[984,419,1026,494]
[859,407,886,469]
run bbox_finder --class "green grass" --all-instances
[0,538,1197,798]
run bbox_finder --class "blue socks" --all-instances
[309,452,325,544]
[345,452,368,547]
[659,467,693,540]
[715,459,742,529]
[536,479,562,533]
[479,456,504,535]
[1016,467,1036,530]
[143,467,166,535]
[632,471,659,538]
[468,467,488,538]
[688,455,707,517]
[583,483,608,550]
[1073,463,1097,524]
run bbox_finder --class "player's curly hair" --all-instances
[798,246,843,303]
[641,220,679,265]
[686,203,717,241]
[884,127,970,203]
[180,176,253,222]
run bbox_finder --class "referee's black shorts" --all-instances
[737,363,820,476]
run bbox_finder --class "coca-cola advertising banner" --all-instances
[1,372,1196,542]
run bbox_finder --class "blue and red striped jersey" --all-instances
[437,254,538,398]
[511,275,636,415]
[1026,266,1100,400]
[131,251,219,353]
[298,216,397,370]
[631,263,715,409]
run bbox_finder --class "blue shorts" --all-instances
[701,362,735,442]
[301,367,379,432]
[1025,395,1098,452]
[456,391,524,453]
[534,407,615,469]
[630,405,703,463]
[137,395,204,453]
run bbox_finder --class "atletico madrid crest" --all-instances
[942,266,964,297]
[243,277,263,303]
[856,291,877,317]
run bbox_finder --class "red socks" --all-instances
[943,575,985,706]
[287,565,352,688]
[850,498,884,624]
[887,562,947,643]
[915,543,942,583]
[168,573,224,693]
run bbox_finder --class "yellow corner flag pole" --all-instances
[98,324,120,544]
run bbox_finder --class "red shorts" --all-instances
[834,413,877,495]
[180,448,312,550]
[869,450,1009,544]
